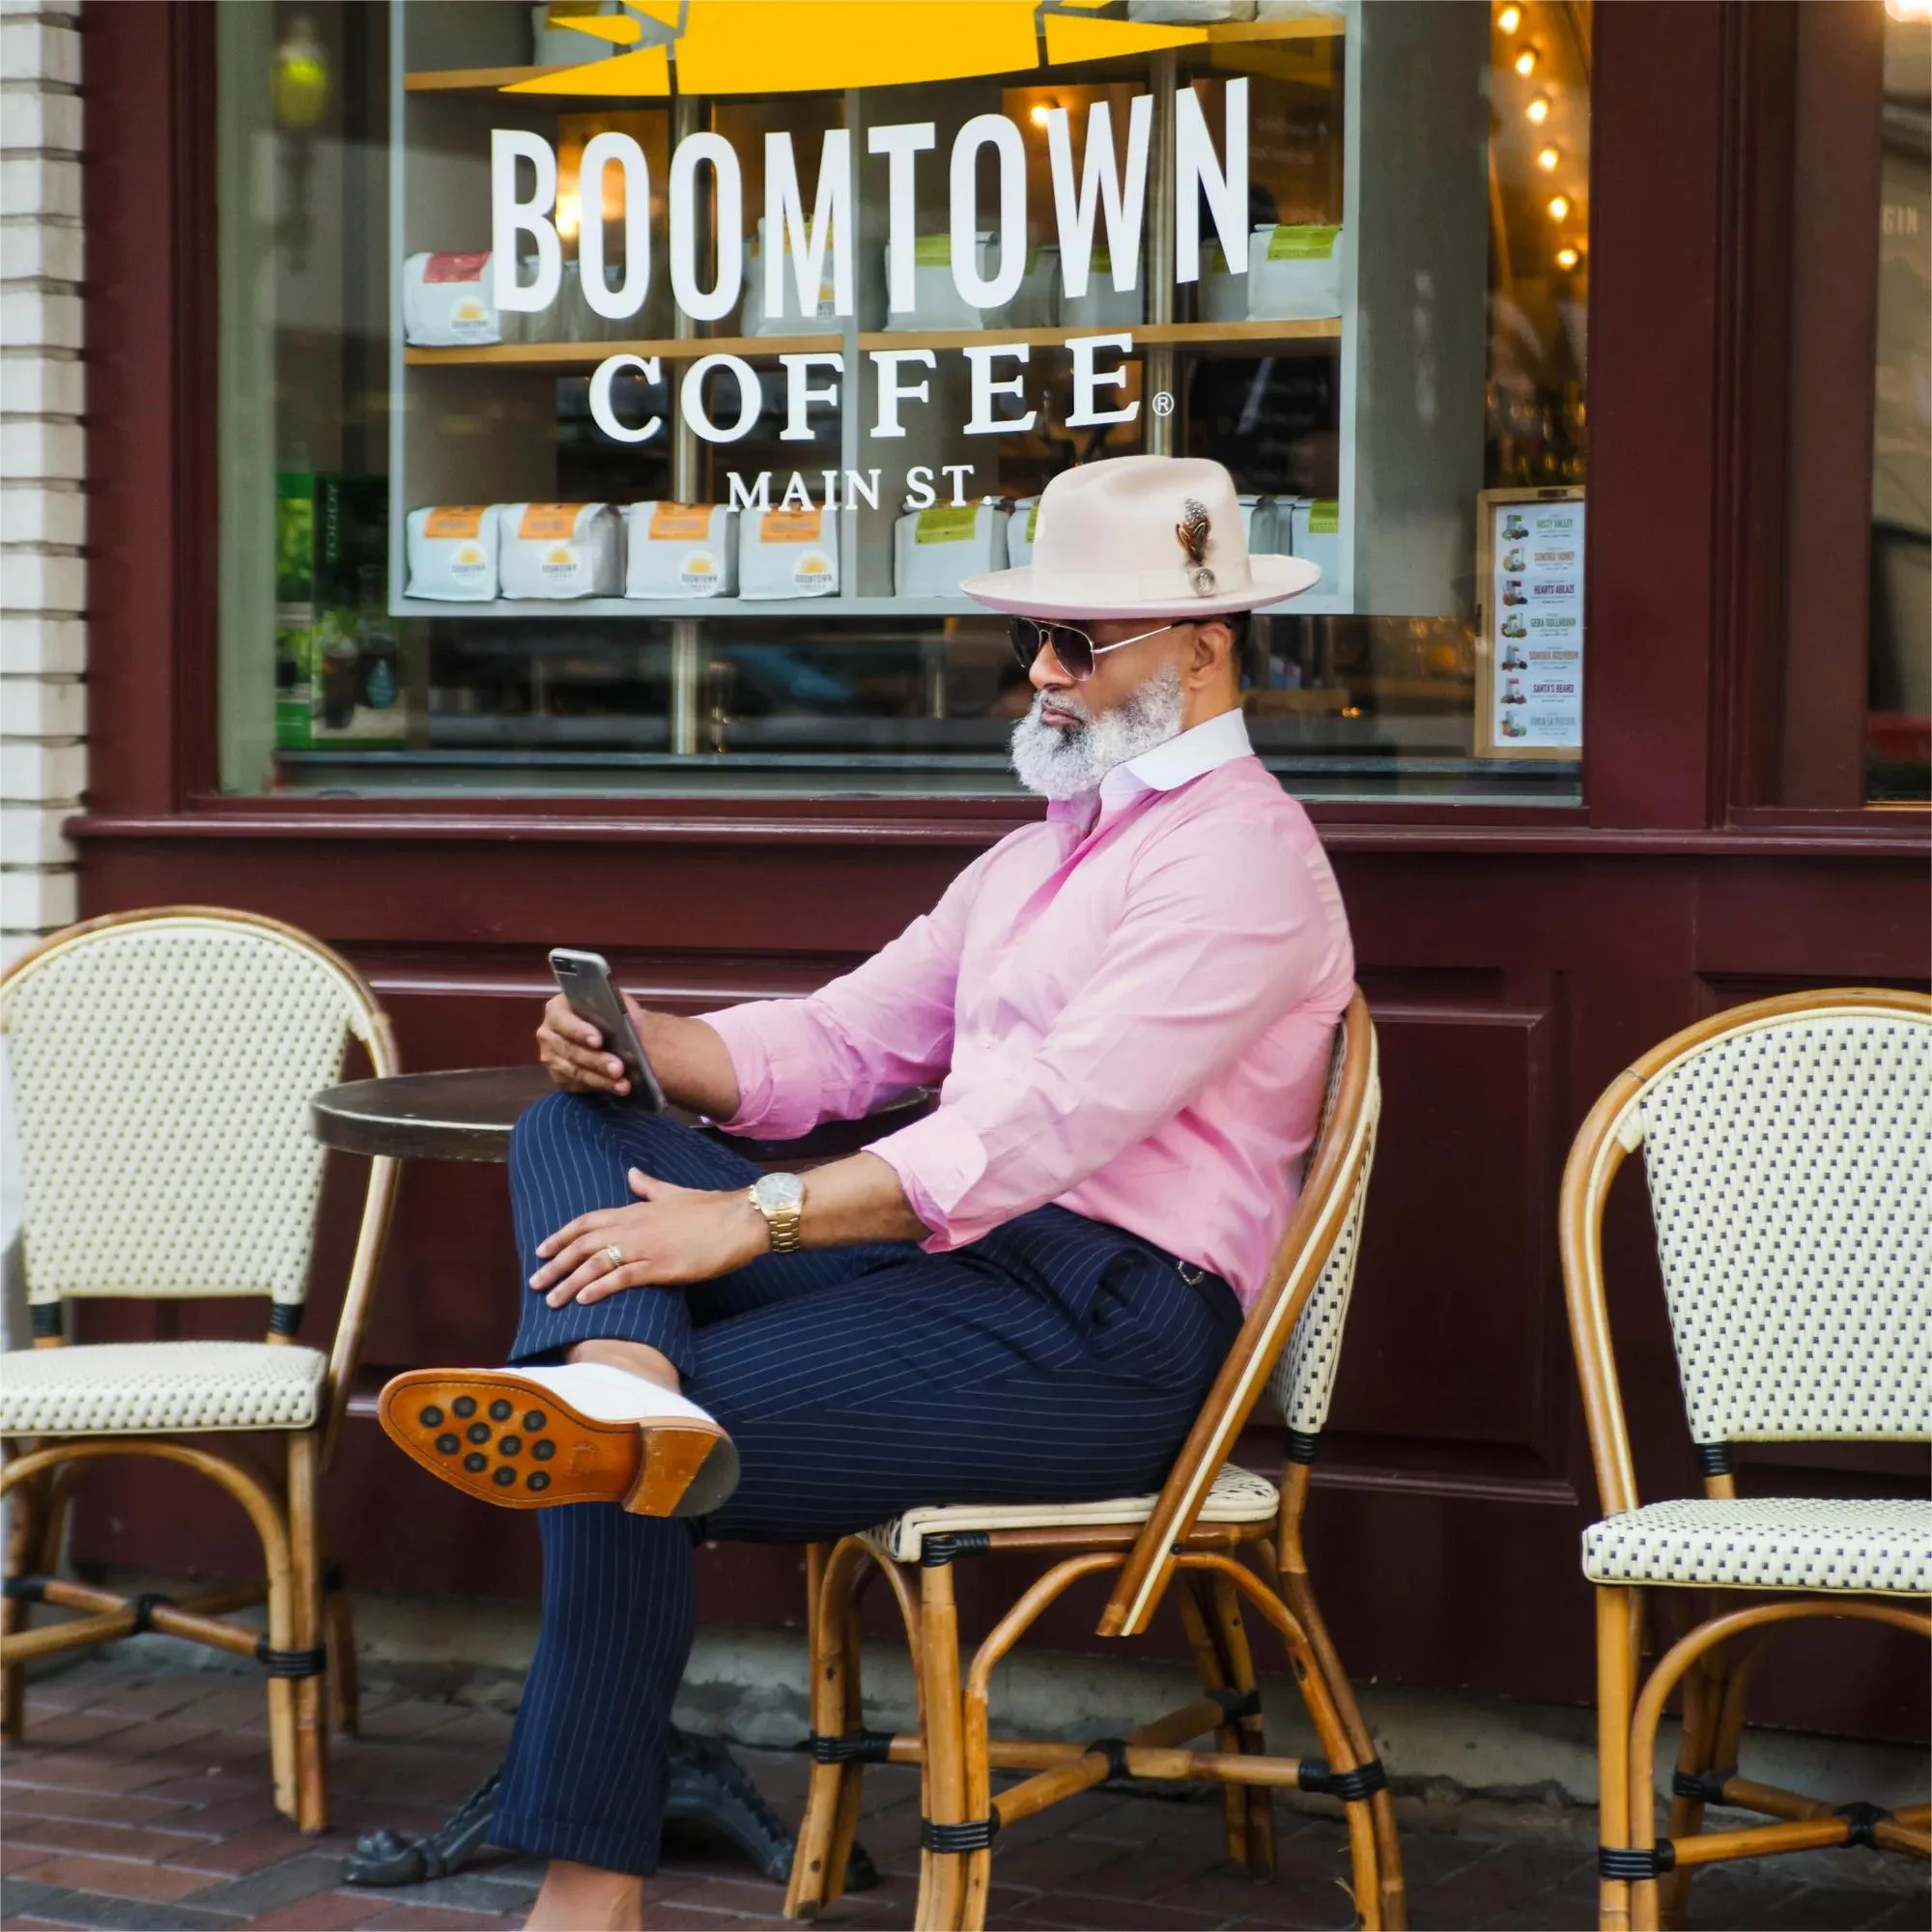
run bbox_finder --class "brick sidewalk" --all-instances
[2,1661,1922,1931]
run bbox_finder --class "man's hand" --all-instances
[536,991,650,1097]
[529,1170,768,1306]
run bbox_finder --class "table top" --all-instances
[310,1065,930,1167]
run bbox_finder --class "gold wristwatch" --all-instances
[748,1172,806,1253]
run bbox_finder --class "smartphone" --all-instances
[548,949,668,1111]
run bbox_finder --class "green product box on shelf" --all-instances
[275,473,398,751]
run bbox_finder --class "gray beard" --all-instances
[1009,666,1188,801]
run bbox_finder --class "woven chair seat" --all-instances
[872,1463,1280,1564]
[1582,1495,1932,1595]
[0,1340,327,1436]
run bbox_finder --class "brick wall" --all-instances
[0,0,84,971]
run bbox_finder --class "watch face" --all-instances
[753,1172,805,1213]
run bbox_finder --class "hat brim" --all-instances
[960,553,1323,621]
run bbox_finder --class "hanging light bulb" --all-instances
[1555,246,1579,270]
[1883,0,1930,20]
[1029,101,1055,128]
[1547,193,1570,221]
[1526,94,1550,125]
[1537,145,1561,170]
[1515,44,1539,75]
[271,14,330,129]
[1497,4,1522,31]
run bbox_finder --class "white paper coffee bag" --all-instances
[403,253,503,347]
[497,503,623,600]
[406,504,502,602]
[740,506,839,600]
[742,219,843,335]
[881,234,1001,331]
[623,502,740,599]
[1247,225,1344,321]
[895,501,1009,597]
[1007,497,1042,568]
[1287,497,1341,587]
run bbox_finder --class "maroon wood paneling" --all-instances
[1584,2,1727,831]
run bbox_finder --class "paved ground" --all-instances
[2,1660,1923,1931]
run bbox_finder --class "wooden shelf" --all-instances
[394,586,1346,621]
[404,64,616,95]
[404,318,1343,371]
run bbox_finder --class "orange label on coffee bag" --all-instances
[760,508,823,542]
[423,506,487,538]
[648,503,712,540]
[519,503,582,540]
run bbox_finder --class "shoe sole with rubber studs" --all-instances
[377,1369,739,1518]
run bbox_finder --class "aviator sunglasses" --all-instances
[1008,617,1185,682]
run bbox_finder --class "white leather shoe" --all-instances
[379,1362,738,1518]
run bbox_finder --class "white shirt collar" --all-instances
[1098,707,1254,808]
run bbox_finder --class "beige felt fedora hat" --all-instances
[962,454,1321,621]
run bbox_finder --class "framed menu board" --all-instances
[1474,486,1584,760]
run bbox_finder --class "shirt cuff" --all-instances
[698,1000,816,1136]
[867,1106,990,1251]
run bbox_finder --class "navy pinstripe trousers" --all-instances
[493,1091,1243,1876]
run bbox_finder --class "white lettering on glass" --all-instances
[727,472,772,512]
[587,354,663,442]
[843,469,882,510]
[950,114,1027,309]
[491,128,561,313]
[905,465,937,510]
[942,463,974,506]
[868,348,937,439]
[578,131,650,321]
[680,353,761,442]
[1066,332,1138,427]
[765,128,854,319]
[779,471,813,510]
[669,131,744,323]
[779,352,843,441]
[867,121,937,315]
[963,343,1036,435]
[1046,97,1151,298]
[1174,78,1248,285]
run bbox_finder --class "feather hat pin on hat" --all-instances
[962,455,1321,621]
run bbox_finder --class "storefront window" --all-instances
[216,1,1591,801]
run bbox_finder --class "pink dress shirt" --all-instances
[703,711,1355,1307]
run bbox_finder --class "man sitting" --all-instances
[381,455,1353,1931]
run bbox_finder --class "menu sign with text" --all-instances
[1477,488,1584,760]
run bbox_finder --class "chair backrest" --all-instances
[1,908,395,1326]
[1098,991,1380,1637]
[1561,988,1932,1519]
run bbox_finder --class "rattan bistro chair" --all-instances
[784,992,1406,1932]
[0,908,400,1833]
[1559,988,1932,1932]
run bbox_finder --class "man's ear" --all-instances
[1192,619,1235,684]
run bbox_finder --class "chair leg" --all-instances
[1275,1489,1406,1927]
[0,1457,48,1743]
[1657,1605,1726,1932]
[786,1541,869,1920]
[285,1430,329,1833]
[1179,1577,1254,1869]
[325,1576,360,1738]
[1596,1586,1642,1932]
[917,1558,969,1932]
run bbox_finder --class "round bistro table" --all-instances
[311,1065,924,1892]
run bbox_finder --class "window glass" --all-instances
[1869,0,1931,804]
[216,1,1590,801]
